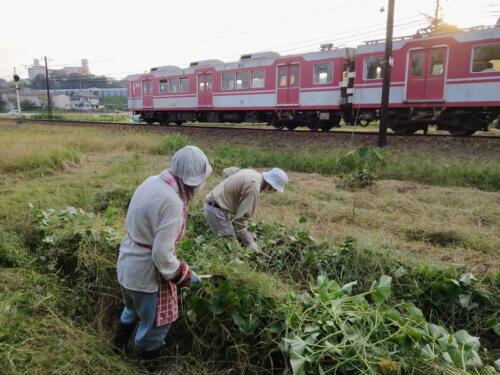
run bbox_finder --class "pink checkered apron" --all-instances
[155,172,189,326]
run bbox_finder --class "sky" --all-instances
[0,0,498,81]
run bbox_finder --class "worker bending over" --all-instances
[204,167,288,249]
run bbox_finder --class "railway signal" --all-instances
[13,69,21,117]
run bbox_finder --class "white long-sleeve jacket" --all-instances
[117,170,183,293]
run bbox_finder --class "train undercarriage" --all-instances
[137,107,498,136]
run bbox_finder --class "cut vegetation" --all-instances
[0,124,499,374]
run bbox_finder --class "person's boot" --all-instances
[140,348,161,372]
[112,321,135,353]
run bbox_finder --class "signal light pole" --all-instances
[378,0,395,148]
[13,69,21,116]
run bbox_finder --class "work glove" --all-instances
[190,271,201,286]
[246,241,260,252]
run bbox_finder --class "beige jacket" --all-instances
[206,168,262,239]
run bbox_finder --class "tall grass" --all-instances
[0,147,80,175]
[208,145,500,191]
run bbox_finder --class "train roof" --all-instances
[357,24,500,54]
[127,47,355,80]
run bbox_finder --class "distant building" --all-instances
[68,92,100,110]
[53,94,71,110]
[50,87,127,98]
[28,58,91,80]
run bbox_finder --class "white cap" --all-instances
[170,145,212,186]
[262,168,288,193]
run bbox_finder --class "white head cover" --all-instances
[262,168,288,193]
[170,145,212,186]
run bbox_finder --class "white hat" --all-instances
[170,145,212,186]
[262,168,288,193]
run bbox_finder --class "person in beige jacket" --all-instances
[204,167,288,249]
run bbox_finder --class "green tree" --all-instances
[20,99,37,111]
[0,96,7,112]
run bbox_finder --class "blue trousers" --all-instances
[120,287,171,351]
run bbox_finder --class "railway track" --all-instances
[1,118,499,149]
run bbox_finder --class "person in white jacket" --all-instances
[204,167,288,249]
[113,145,212,362]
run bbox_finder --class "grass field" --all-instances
[0,123,499,374]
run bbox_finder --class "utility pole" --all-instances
[432,0,441,31]
[378,0,395,148]
[44,56,53,120]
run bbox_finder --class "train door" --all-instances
[406,47,447,101]
[425,47,447,101]
[142,79,153,108]
[197,73,213,106]
[277,63,300,105]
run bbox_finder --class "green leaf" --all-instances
[289,350,306,375]
[454,330,480,351]
[371,275,392,303]
[341,281,357,295]
[231,311,258,335]
[458,294,472,308]
[493,323,500,336]
[179,239,194,251]
[459,272,476,286]
[187,309,197,323]
[299,215,308,224]
[494,358,500,371]
[358,147,369,160]
[394,266,406,278]
[403,302,424,320]
[464,349,482,367]
[371,147,384,162]
[283,336,308,356]
[427,323,449,339]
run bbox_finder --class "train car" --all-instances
[351,24,500,135]
[127,48,354,131]
[128,23,499,135]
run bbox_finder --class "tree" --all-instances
[0,96,7,112]
[0,79,8,89]
[20,99,37,111]
[28,74,48,90]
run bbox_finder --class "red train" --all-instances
[127,24,500,135]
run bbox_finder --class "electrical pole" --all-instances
[44,56,53,120]
[378,0,395,148]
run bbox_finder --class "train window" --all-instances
[199,80,205,92]
[206,75,212,90]
[364,56,384,79]
[169,78,179,93]
[180,77,189,92]
[430,52,444,75]
[314,63,332,84]
[472,44,500,73]
[251,70,265,88]
[142,80,152,95]
[222,72,235,90]
[411,54,424,76]
[278,66,287,87]
[289,64,299,86]
[235,71,249,89]
[159,80,169,94]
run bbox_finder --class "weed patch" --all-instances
[0,147,80,175]
[405,229,468,247]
